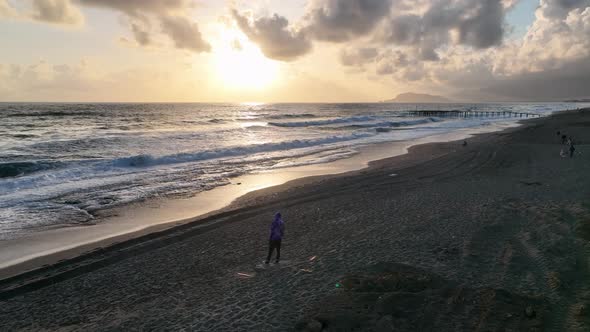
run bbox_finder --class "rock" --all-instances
[376,315,394,332]
[306,319,323,332]
[525,306,536,318]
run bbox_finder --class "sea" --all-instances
[0,102,580,240]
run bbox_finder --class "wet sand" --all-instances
[1,109,589,331]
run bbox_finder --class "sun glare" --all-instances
[214,28,279,90]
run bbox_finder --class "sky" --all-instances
[0,0,589,103]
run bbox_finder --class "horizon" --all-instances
[1,0,589,103]
[0,99,585,104]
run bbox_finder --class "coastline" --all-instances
[0,108,588,330]
[0,119,522,280]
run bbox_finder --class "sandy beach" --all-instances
[1,108,589,331]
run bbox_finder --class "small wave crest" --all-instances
[113,133,373,168]
[265,113,317,120]
[268,115,377,127]
[9,134,39,139]
[0,161,58,179]
[325,118,444,132]
[6,111,99,118]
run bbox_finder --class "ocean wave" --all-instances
[6,111,100,118]
[265,113,317,120]
[268,115,377,127]
[9,134,39,139]
[244,125,268,130]
[0,161,60,179]
[113,133,374,168]
[346,118,442,129]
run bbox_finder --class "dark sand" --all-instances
[1,109,589,331]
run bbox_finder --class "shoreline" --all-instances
[0,108,588,330]
[0,118,524,281]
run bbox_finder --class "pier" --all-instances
[403,110,542,118]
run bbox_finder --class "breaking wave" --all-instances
[268,115,377,127]
[113,133,374,168]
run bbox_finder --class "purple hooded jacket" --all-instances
[269,213,285,241]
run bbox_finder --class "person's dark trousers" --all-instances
[266,240,281,263]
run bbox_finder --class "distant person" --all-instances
[570,143,576,158]
[462,140,468,147]
[562,135,568,144]
[266,212,285,264]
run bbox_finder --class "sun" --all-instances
[213,28,279,90]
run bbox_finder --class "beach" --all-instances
[1,108,589,331]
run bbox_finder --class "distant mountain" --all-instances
[382,92,452,103]
[564,98,590,102]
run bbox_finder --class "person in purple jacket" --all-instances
[265,212,285,264]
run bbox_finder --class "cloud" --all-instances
[235,0,507,64]
[375,50,411,75]
[31,0,84,25]
[340,47,378,66]
[382,14,422,45]
[456,0,505,48]
[340,0,590,101]
[378,0,506,61]
[304,0,393,42]
[130,21,152,46]
[77,0,210,53]
[489,59,590,100]
[539,0,590,18]
[0,0,17,18]
[1,0,209,52]
[231,0,391,61]
[0,0,83,25]
[160,14,211,52]
[77,0,189,16]
[494,1,590,75]
[231,9,312,61]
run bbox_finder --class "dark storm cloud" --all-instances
[305,0,393,42]
[385,14,422,45]
[381,0,506,53]
[555,0,589,8]
[160,15,211,52]
[231,9,312,61]
[540,0,590,17]
[457,0,505,48]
